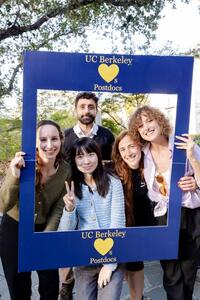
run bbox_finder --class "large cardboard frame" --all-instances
[19,51,194,271]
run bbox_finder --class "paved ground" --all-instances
[0,213,200,300]
[1,259,200,300]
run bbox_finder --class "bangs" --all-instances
[75,145,95,156]
[72,137,102,162]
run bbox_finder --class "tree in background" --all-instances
[100,93,148,134]
[0,90,149,162]
[0,118,21,181]
[186,45,200,58]
[37,90,149,136]
[0,0,193,169]
[0,0,191,105]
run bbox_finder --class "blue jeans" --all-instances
[74,265,124,300]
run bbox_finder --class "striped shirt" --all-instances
[58,175,126,231]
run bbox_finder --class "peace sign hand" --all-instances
[10,151,26,178]
[63,181,75,212]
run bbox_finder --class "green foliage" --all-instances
[185,44,200,58]
[0,110,76,162]
[0,90,76,162]
[37,89,76,129]
[0,90,149,162]
[194,135,200,146]
[100,93,149,130]
[0,118,21,161]
[49,110,76,129]
[102,118,123,136]
[0,0,191,105]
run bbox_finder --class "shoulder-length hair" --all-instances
[70,137,110,199]
[129,105,172,144]
[112,130,143,227]
[36,119,64,187]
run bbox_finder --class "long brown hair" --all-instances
[112,130,143,227]
[36,120,64,188]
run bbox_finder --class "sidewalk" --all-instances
[1,259,200,299]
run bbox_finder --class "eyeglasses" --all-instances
[155,174,168,196]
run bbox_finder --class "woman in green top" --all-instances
[0,120,71,300]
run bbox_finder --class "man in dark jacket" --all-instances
[63,92,114,162]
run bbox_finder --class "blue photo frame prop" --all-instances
[19,51,194,271]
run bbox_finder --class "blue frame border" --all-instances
[19,51,194,271]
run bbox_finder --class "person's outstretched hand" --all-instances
[10,151,26,178]
[175,134,195,160]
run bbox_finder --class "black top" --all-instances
[63,125,115,161]
[132,169,157,226]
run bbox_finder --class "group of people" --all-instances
[0,92,200,300]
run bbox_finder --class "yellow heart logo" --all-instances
[94,238,114,256]
[98,64,119,83]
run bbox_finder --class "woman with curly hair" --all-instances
[129,105,200,300]
[0,120,71,300]
[112,130,156,300]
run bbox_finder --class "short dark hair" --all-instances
[75,92,98,108]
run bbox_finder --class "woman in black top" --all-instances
[112,130,156,300]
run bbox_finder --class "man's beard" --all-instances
[78,114,95,125]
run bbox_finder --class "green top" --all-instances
[0,159,71,231]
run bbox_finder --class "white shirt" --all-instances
[143,135,200,217]
[73,123,98,138]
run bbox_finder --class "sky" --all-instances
[151,0,200,52]
[150,0,200,133]
[85,0,200,133]
[87,0,200,53]
[4,0,200,115]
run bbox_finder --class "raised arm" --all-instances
[0,152,25,213]
[175,134,200,185]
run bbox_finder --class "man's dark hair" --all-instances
[75,92,99,107]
